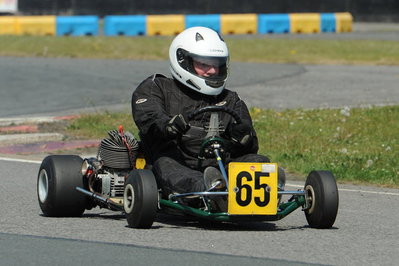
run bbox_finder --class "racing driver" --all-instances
[131,27,284,208]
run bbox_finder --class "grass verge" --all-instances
[66,105,399,187]
[1,35,399,65]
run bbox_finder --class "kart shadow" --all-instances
[38,212,126,221]
[154,213,307,232]
[81,212,125,220]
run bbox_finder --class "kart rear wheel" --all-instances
[37,155,87,217]
[304,170,339,229]
[124,169,158,229]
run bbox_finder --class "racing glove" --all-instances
[229,122,253,147]
[165,114,190,139]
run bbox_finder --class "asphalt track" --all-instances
[1,28,399,265]
[1,57,399,118]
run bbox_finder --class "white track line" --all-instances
[286,183,399,196]
[337,188,399,196]
[0,157,41,164]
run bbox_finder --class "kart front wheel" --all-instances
[37,155,87,217]
[304,170,339,229]
[124,169,158,229]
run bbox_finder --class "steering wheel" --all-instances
[187,106,241,124]
[178,105,242,161]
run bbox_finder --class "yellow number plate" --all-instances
[228,163,278,215]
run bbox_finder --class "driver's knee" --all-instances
[152,157,180,190]
[153,156,180,169]
[153,156,205,195]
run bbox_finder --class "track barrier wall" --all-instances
[56,16,99,36]
[15,16,56,36]
[335,12,353,32]
[258,14,290,34]
[0,16,17,35]
[290,13,320,34]
[146,15,185,36]
[321,13,336,32]
[0,13,353,36]
[221,14,258,35]
[185,14,220,33]
[103,15,146,36]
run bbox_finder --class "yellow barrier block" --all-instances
[0,16,17,35]
[15,16,56,36]
[335,12,353,33]
[146,15,185,36]
[221,14,257,35]
[290,13,320,34]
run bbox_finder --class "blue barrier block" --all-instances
[185,15,220,32]
[103,15,146,36]
[56,16,99,36]
[258,14,289,34]
[321,13,336,32]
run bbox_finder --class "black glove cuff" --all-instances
[166,114,190,138]
[230,122,253,147]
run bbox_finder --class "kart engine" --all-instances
[97,169,127,197]
[82,129,139,201]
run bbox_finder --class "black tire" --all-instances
[304,170,339,229]
[124,169,158,229]
[37,155,87,217]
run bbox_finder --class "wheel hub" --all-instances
[38,169,49,203]
[124,184,135,213]
[305,185,316,214]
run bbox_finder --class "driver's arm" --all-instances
[131,76,171,140]
[229,94,259,156]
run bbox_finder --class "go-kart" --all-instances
[37,106,339,229]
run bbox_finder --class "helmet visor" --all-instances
[177,49,229,87]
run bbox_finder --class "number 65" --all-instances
[235,171,270,207]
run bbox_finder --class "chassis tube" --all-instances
[169,190,305,201]
[160,195,306,222]
[76,186,124,211]
[214,149,229,186]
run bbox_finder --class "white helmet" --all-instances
[169,27,229,96]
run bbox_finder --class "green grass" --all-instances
[0,36,171,60]
[251,106,398,187]
[228,38,399,65]
[1,35,399,65]
[66,110,137,139]
[67,105,399,187]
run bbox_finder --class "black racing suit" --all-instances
[131,74,269,196]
